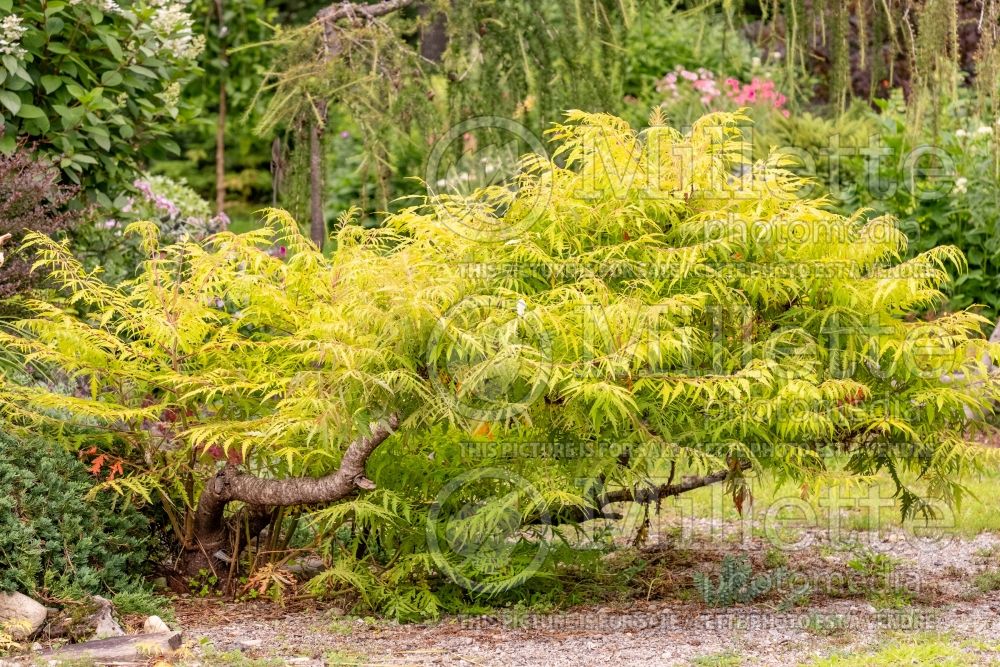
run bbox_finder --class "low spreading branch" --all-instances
[547,461,751,525]
[183,413,400,579]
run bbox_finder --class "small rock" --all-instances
[91,596,125,640]
[143,615,171,634]
[46,595,124,642]
[0,592,47,640]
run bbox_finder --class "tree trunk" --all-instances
[309,113,326,249]
[418,2,448,63]
[215,82,227,218]
[174,414,399,581]
[214,0,227,221]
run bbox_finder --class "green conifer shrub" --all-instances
[0,431,150,596]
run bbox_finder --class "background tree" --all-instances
[153,0,279,222]
[255,0,633,245]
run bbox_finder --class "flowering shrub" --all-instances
[0,144,78,300]
[126,175,227,242]
[864,106,1000,315]
[723,76,789,117]
[0,0,202,200]
[657,66,722,105]
[655,65,789,123]
[75,175,223,282]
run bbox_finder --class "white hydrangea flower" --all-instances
[976,125,993,136]
[149,2,204,61]
[954,176,968,194]
[0,14,28,59]
[955,129,968,138]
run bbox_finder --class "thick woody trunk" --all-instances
[175,414,399,581]
[418,3,448,63]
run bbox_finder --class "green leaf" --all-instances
[0,0,12,11]
[0,134,15,155]
[66,83,87,100]
[13,66,32,84]
[160,139,181,156]
[0,91,20,115]
[128,65,157,79]
[40,75,63,94]
[45,16,66,34]
[53,104,85,126]
[101,34,124,61]
[16,104,46,119]
[101,71,123,87]
[88,127,111,151]
[29,113,50,133]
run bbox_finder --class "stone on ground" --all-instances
[0,592,46,640]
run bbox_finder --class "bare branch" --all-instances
[547,461,751,526]
[317,0,417,26]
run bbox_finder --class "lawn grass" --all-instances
[804,634,1000,666]
[642,461,1000,539]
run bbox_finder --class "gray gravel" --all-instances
[182,528,1000,666]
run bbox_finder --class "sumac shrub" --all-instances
[0,430,150,596]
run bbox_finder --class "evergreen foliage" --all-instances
[0,430,150,596]
[694,554,782,607]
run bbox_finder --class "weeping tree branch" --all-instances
[301,1,417,247]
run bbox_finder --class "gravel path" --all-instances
[180,527,1000,666]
